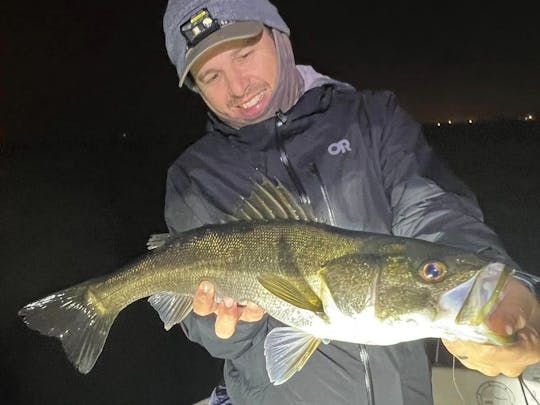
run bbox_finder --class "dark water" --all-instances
[1,121,539,404]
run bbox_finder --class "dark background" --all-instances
[2,1,539,404]
[2,0,539,142]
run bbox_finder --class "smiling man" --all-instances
[162,1,540,404]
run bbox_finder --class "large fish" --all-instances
[18,175,514,385]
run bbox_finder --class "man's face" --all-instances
[190,28,278,126]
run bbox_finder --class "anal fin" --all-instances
[148,292,193,330]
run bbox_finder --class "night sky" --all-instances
[3,0,539,143]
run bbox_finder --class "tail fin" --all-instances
[18,282,117,374]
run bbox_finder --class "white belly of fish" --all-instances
[301,302,493,345]
[299,303,430,344]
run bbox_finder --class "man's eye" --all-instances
[204,73,219,84]
[239,50,253,59]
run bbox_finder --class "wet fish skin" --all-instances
[18,177,514,383]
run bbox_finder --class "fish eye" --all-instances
[419,261,447,282]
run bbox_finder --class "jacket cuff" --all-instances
[181,311,268,359]
[513,270,540,300]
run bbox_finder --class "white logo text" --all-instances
[328,139,351,155]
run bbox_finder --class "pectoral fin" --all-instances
[148,292,193,330]
[257,274,324,315]
[264,326,321,385]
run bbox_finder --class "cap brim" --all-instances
[179,21,264,88]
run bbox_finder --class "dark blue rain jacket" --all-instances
[164,83,523,405]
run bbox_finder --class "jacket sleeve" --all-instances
[375,91,538,291]
[164,163,269,360]
[376,91,520,267]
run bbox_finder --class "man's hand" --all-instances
[193,281,266,339]
[443,277,540,377]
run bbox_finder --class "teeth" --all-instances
[241,92,264,109]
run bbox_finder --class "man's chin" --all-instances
[222,109,269,128]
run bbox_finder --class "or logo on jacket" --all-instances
[328,139,351,155]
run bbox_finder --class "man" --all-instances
[162,0,540,403]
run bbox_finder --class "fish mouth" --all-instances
[438,262,513,342]
[455,262,512,325]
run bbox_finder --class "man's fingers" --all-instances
[193,283,265,339]
[239,301,266,322]
[193,281,217,316]
[442,332,540,377]
[215,297,242,339]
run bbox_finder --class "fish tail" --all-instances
[18,281,118,374]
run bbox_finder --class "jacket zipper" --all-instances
[275,111,310,205]
[275,110,375,405]
[309,162,337,226]
[359,345,375,405]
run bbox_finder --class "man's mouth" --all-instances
[240,91,265,110]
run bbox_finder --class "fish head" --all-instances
[401,240,514,343]
[319,239,513,343]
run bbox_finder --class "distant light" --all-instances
[437,122,441,127]
[448,120,452,125]
[468,119,473,124]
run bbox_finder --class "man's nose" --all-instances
[226,68,250,97]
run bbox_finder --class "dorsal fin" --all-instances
[146,233,172,250]
[231,174,318,222]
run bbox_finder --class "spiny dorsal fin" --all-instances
[272,178,315,222]
[231,174,318,222]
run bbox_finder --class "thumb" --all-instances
[487,304,527,336]
[486,278,533,336]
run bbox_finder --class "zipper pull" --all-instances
[276,110,288,126]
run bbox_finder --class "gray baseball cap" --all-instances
[163,0,290,87]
